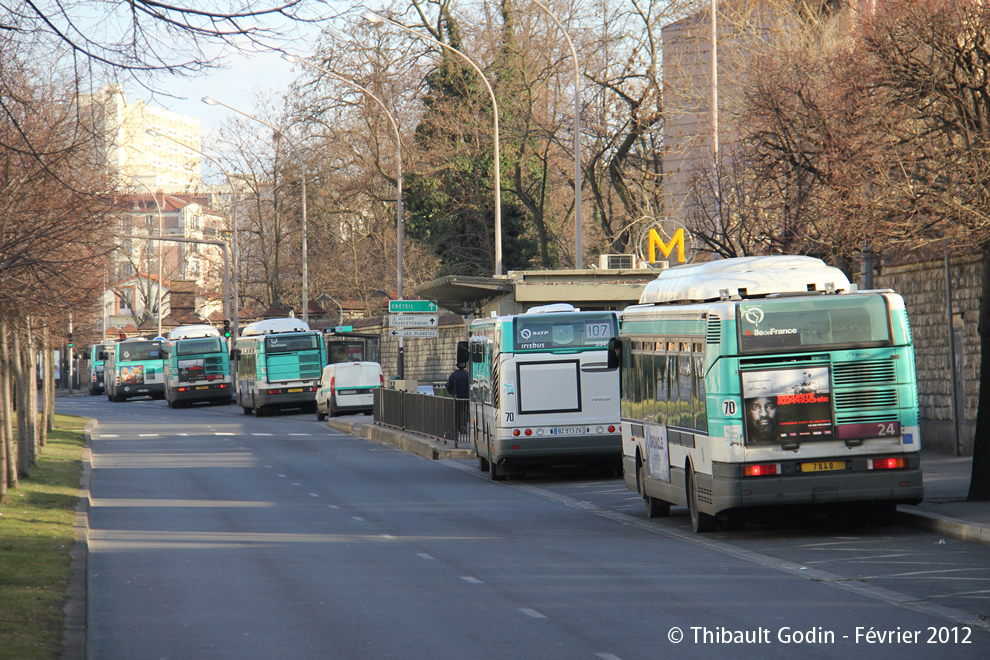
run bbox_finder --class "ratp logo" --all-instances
[743,308,764,327]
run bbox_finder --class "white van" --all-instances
[316,361,384,420]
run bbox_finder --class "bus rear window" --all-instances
[117,342,162,361]
[266,334,319,353]
[738,296,891,353]
[513,313,616,351]
[176,338,223,355]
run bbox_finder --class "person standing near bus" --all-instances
[446,362,469,399]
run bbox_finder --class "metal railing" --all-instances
[374,388,469,447]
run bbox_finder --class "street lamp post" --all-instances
[202,97,309,323]
[531,0,583,269]
[145,129,240,337]
[282,53,406,378]
[364,11,503,277]
[128,178,165,336]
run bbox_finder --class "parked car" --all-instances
[316,361,384,420]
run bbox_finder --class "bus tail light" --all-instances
[868,457,906,470]
[524,429,533,436]
[743,463,780,477]
[608,425,616,433]
[512,429,521,437]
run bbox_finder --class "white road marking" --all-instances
[417,553,435,560]
[460,576,483,584]
[519,608,546,619]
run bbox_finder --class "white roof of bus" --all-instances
[639,255,851,304]
[168,324,220,340]
[240,317,311,336]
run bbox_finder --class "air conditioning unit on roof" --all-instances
[598,254,635,269]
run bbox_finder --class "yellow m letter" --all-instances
[647,227,685,263]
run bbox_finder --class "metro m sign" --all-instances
[646,227,686,264]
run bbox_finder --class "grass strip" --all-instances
[0,415,86,660]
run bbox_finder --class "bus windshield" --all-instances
[737,296,891,353]
[116,342,163,361]
[512,313,616,351]
[265,334,319,353]
[176,338,223,356]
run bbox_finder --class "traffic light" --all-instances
[223,319,231,338]
[67,332,73,349]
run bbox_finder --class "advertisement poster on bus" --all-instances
[120,365,145,385]
[741,366,833,445]
[178,358,206,382]
[643,423,670,483]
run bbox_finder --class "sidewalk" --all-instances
[327,416,990,546]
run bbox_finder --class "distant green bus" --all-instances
[163,325,233,408]
[614,256,923,532]
[233,318,326,416]
[104,338,166,402]
[79,343,110,395]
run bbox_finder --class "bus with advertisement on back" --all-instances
[79,343,110,395]
[104,338,166,402]
[233,318,326,416]
[163,324,233,408]
[611,255,923,532]
[458,303,621,480]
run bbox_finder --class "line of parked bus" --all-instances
[81,318,382,417]
[79,255,925,532]
[453,255,923,531]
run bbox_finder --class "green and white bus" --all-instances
[163,324,233,408]
[460,304,621,480]
[79,343,110,395]
[612,255,923,532]
[233,318,326,416]
[104,338,166,402]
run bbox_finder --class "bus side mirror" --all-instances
[456,341,469,365]
[607,338,621,370]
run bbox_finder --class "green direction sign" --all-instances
[388,300,437,314]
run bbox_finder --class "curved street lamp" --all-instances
[202,96,310,323]
[364,11,503,277]
[283,53,407,378]
[531,0,583,269]
[145,129,240,338]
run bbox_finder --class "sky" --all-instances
[158,49,300,136]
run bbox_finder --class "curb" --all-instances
[62,419,95,660]
[326,419,474,460]
[897,508,990,547]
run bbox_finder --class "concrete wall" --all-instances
[871,253,982,455]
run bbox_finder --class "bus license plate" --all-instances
[287,388,303,393]
[196,386,209,390]
[800,460,846,473]
[137,388,149,393]
[550,427,587,435]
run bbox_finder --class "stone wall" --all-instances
[871,253,982,454]
[355,314,467,386]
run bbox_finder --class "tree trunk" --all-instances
[2,320,20,487]
[26,318,39,462]
[967,246,990,500]
[12,319,29,476]
[40,325,51,446]
[0,321,8,502]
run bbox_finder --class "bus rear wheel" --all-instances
[686,465,717,533]
[639,462,669,518]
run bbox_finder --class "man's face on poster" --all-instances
[748,396,778,440]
